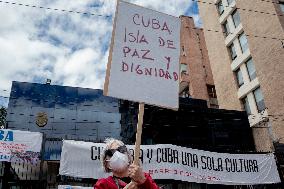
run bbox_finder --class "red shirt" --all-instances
[94,173,159,189]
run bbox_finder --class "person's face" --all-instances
[105,142,129,177]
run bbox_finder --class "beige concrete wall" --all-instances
[273,0,284,29]
[236,0,284,144]
[197,0,242,110]
[198,0,284,150]
[252,124,275,152]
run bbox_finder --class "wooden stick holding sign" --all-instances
[124,103,144,188]
[133,103,145,165]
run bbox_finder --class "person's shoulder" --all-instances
[95,176,113,187]
[144,172,153,179]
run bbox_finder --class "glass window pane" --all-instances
[227,0,235,6]
[254,88,265,112]
[280,3,284,12]
[246,58,256,81]
[236,69,244,87]
[232,10,241,28]
[223,21,230,36]
[207,85,217,98]
[180,63,188,74]
[239,33,248,53]
[229,43,237,60]
[217,1,224,15]
[242,96,251,115]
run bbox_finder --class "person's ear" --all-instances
[106,160,112,171]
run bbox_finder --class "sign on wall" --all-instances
[0,129,42,164]
[59,140,281,185]
[104,0,180,109]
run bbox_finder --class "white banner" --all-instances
[59,140,280,185]
[0,129,42,164]
[104,1,180,109]
[58,185,92,189]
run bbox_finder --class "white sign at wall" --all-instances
[59,140,281,185]
[104,0,180,109]
[0,129,42,164]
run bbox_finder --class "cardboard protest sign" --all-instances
[59,140,281,185]
[0,129,42,164]
[104,0,180,109]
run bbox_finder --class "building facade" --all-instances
[179,16,218,108]
[198,0,284,152]
[119,98,259,189]
[4,81,121,188]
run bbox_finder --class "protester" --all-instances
[94,138,159,189]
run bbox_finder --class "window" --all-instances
[207,85,217,98]
[236,69,244,87]
[229,43,237,60]
[217,1,224,15]
[280,2,284,12]
[180,86,190,98]
[180,63,188,74]
[242,96,251,115]
[232,10,241,28]
[253,88,265,112]
[227,0,235,6]
[246,58,257,81]
[222,20,230,36]
[239,32,249,53]
[181,46,186,56]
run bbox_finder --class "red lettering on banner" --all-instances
[120,61,178,81]
[158,37,177,49]
[167,40,176,49]
[145,168,221,181]
[141,50,154,61]
[122,47,154,61]
[132,13,171,35]
[164,56,171,70]
[121,61,128,72]
[124,28,149,44]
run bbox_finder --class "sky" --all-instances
[0,0,201,107]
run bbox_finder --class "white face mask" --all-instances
[108,151,129,172]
